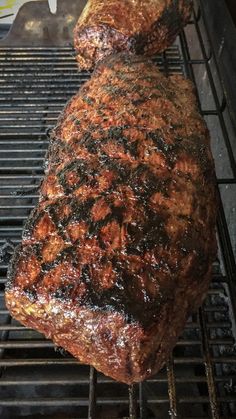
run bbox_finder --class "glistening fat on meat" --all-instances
[5,54,218,384]
[74,0,193,70]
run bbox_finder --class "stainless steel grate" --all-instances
[0,1,236,418]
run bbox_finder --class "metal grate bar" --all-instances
[199,308,219,419]
[88,367,97,419]
[0,356,235,367]
[167,354,178,418]
[0,376,235,386]
[139,382,148,419]
[0,395,235,406]
[129,385,137,419]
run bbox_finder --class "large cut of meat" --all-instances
[5,54,218,384]
[74,0,193,70]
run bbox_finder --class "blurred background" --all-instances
[0,0,57,23]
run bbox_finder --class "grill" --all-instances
[0,1,236,418]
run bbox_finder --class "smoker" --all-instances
[0,0,236,418]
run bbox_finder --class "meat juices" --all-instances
[74,0,193,70]
[5,54,218,384]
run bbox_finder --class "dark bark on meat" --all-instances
[74,0,193,70]
[5,54,218,384]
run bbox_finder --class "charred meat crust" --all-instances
[5,54,218,384]
[6,267,211,384]
[74,0,193,70]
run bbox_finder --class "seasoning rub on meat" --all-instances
[5,54,218,384]
[74,0,193,70]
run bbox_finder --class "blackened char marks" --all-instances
[74,0,192,70]
[6,54,218,385]
[80,127,139,158]
[127,211,170,255]
[58,160,92,194]
[78,262,170,327]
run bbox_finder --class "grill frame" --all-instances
[0,1,236,418]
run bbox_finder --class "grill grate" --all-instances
[0,1,236,418]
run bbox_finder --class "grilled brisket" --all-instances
[74,0,193,70]
[5,54,218,384]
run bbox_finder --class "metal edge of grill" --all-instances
[0,1,236,418]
